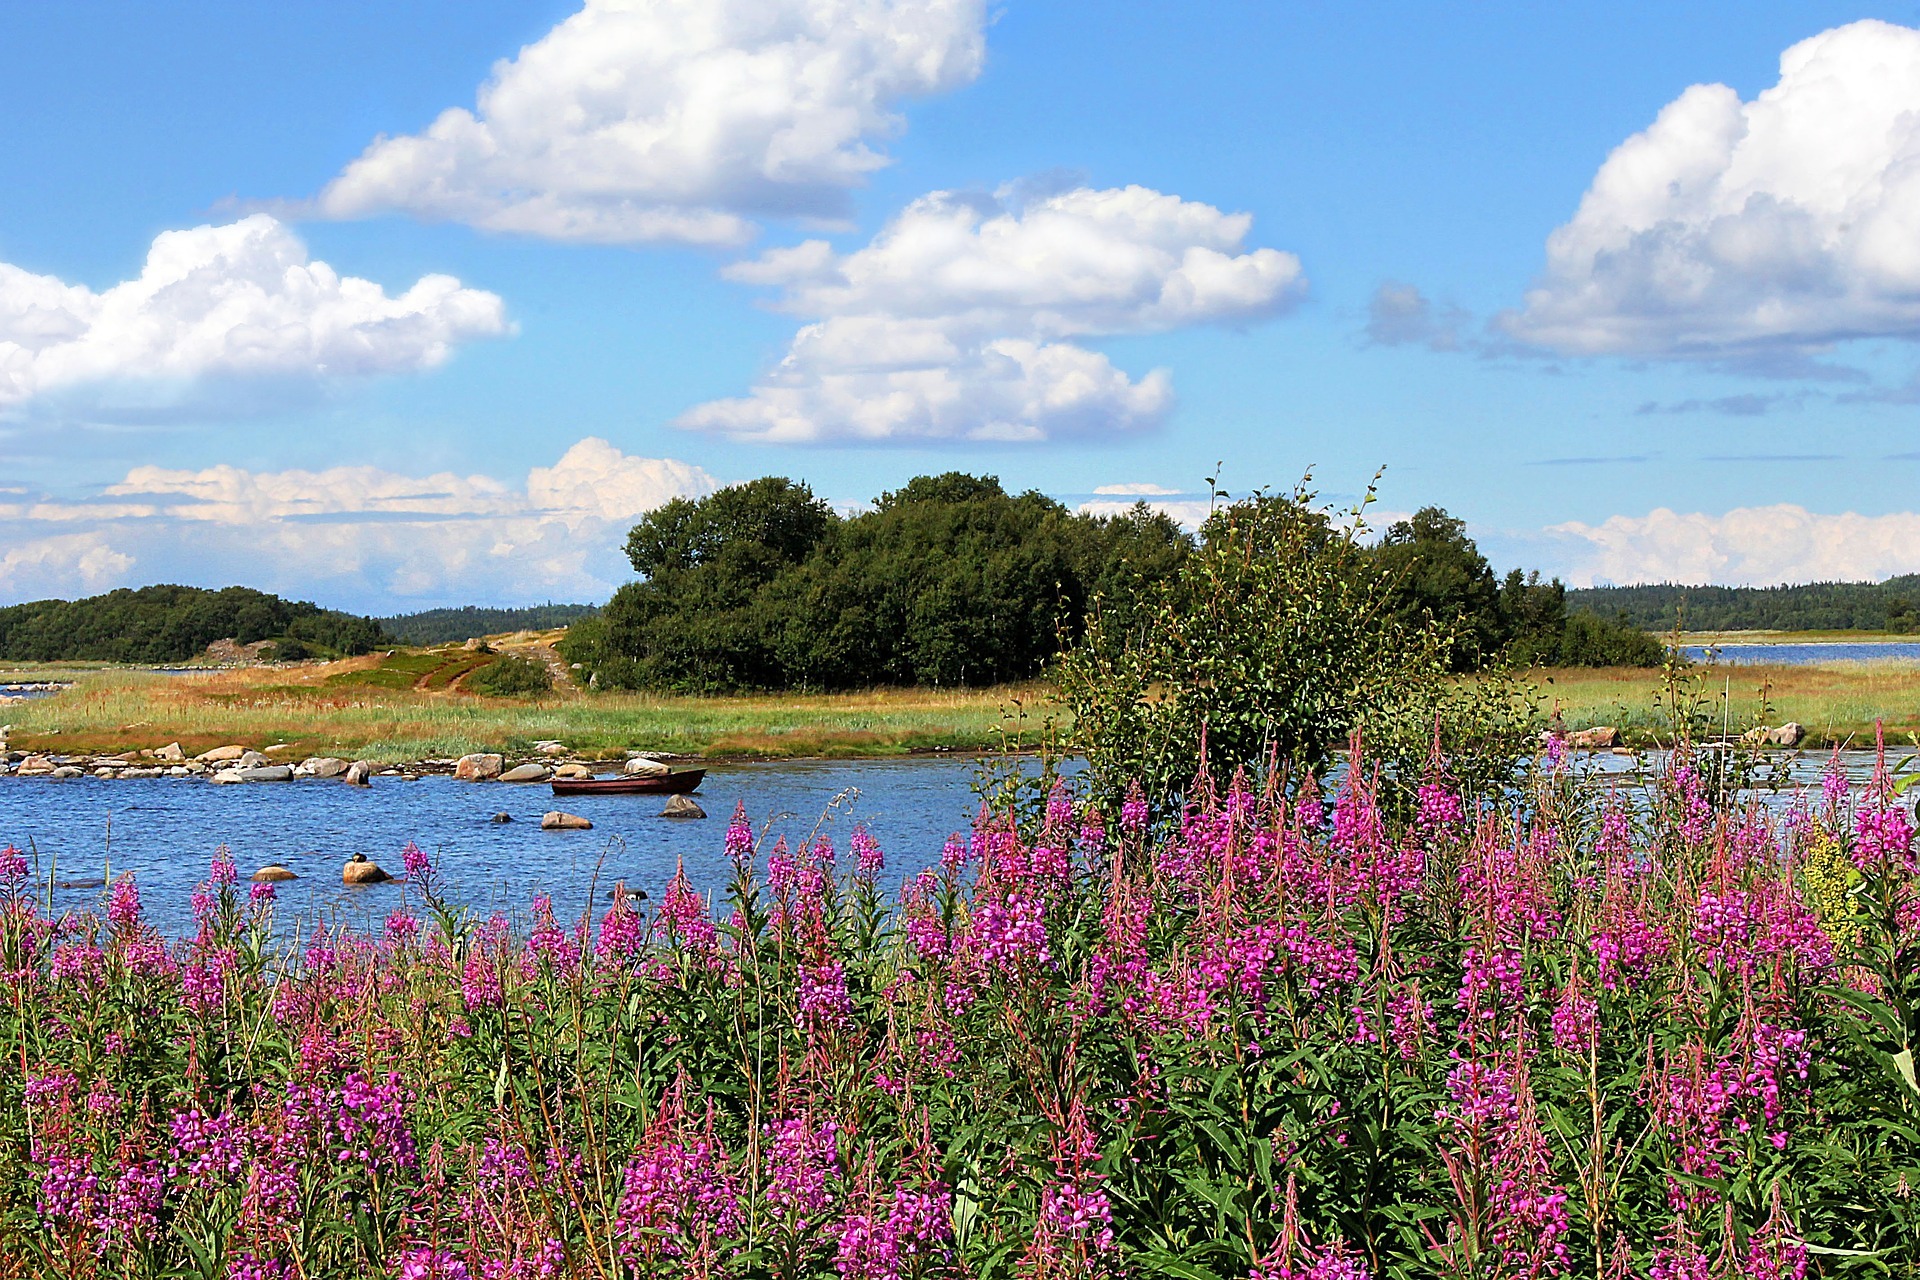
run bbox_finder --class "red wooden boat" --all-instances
[551,769,706,797]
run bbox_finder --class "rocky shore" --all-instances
[0,738,690,785]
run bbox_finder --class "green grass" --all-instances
[1536,659,1920,746]
[3,663,1042,762]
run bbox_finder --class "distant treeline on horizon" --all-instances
[1569,576,1920,633]
[376,603,601,646]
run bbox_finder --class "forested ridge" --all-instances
[378,603,600,645]
[0,586,384,663]
[1570,576,1920,632]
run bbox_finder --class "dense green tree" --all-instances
[1371,507,1503,672]
[568,473,1191,692]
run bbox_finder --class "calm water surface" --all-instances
[0,759,1001,938]
[1680,641,1920,665]
[0,749,1899,939]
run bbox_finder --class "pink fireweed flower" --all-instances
[725,801,754,865]
[617,1128,742,1261]
[798,961,854,1030]
[1120,782,1149,835]
[107,875,142,930]
[209,849,237,887]
[527,894,580,969]
[765,1116,839,1229]
[939,834,968,877]
[970,893,1051,973]
[596,892,645,965]
[0,844,26,885]
[395,1247,469,1280]
[658,868,717,950]
[1037,1180,1115,1254]
[385,910,420,948]
[402,842,433,880]
[851,826,885,877]
[248,881,276,904]
[333,1072,418,1176]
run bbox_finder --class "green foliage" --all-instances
[1571,574,1920,632]
[1370,508,1665,670]
[1056,480,1538,813]
[573,473,1191,693]
[467,653,555,696]
[377,603,599,645]
[0,585,384,663]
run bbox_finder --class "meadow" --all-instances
[0,736,1912,1277]
[6,646,1920,762]
[0,652,1032,762]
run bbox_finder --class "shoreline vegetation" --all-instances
[4,635,1920,766]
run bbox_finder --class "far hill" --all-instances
[1569,576,1920,633]
[378,603,601,645]
[0,585,386,663]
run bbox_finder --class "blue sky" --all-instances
[2,1,1918,609]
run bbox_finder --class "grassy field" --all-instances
[7,639,1919,761]
[0,646,1042,761]
[1536,659,1920,745]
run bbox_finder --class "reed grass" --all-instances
[1534,658,1920,744]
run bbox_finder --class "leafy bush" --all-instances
[1057,480,1537,814]
[468,652,554,696]
[0,737,1913,1276]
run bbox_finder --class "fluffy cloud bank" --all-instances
[1548,505,1920,586]
[681,184,1305,443]
[0,215,507,414]
[316,0,986,245]
[0,439,714,609]
[1506,20,1920,358]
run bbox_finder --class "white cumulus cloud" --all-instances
[681,183,1306,443]
[1505,20,1920,358]
[0,439,716,611]
[1548,505,1920,586]
[315,0,987,245]
[0,215,508,413]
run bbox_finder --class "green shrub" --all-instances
[468,653,554,696]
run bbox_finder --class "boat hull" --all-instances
[551,770,706,797]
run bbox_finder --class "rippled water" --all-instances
[1680,641,1920,665]
[0,758,1004,938]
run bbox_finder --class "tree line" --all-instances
[0,586,385,664]
[378,603,600,646]
[562,474,1662,693]
[1569,576,1920,633]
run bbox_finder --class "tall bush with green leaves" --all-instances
[1056,479,1537,814]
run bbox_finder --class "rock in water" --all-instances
[237,765,293,782]
[660,795,706,819]
[1768,722,1805,747]
[491,812,513,824]
[251,865,299,882]
[297,757,349,778]
[624,756,670,777]
[344,761,373,786]
[553,763,593,779]
[499,763,551,783]
[342,853,392,885]
[541,811,592,831]
[455,753,504,781]
[1566,726,1620,750]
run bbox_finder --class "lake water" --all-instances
[0,748,1901,940]
[1680,641,1920,665]
[0,758,1002,939]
